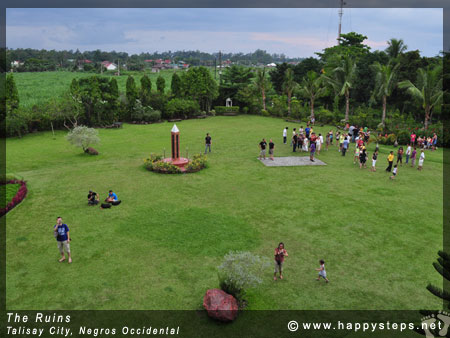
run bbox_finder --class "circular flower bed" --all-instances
[144,154,207,174]
[1,180,28,217]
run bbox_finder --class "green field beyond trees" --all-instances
[6,116,443,310]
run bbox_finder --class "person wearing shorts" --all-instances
[274,242,288,280]
[53,217,72,263]
[390,165,398,179]
[269,139,275,161]
[259,138,267,160]
[371,151,378,171]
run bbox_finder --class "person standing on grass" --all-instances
[325,132,330,151]
[317,133,323,155]
[353,145,360,164]
[396,147,403,166]
[298,133,305,152]
[432,133,437,151]
[269,139,275,161]
[299,126,304,135]
[259,138,267,160]
[53,217,72,263]
[371,150,378,171]
[310,132,317,151]
[303,135,309,152]
[310,141,316,162]
[274,242,288,281]
[418,149,425,171]
[305,125,311,139]
[410,147,417,167]
[410,132,416,146]
[359,147,368,169]
[342,136,349,156]
[205,133,212,154]
[386,151,394,172]
[390,165,398,180]
[291,128,296,146]
[283,127,288,144]
[405,145,412,164]
[339,133,345,153]
[292,132,298,152]
[316,259,329,283]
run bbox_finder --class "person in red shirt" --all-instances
[410,133,416,145]
[274,242,288,281]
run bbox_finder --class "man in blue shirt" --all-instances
[53,217,72,263]
[106,190,118,203]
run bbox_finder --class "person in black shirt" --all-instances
[204,133,212,154]
[269,139,275,161]
[292,133,298,152]
[87,190,99,205]
[259,138,267,160]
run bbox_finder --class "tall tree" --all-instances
[282,68,297,115]
[298,71,327,121]
[220,65,254,104]
[269,63,291,94]
[371,62,400,126]
[140,74,152,106]
[156,75,165,93]
[126,75,138,111]
[181,66,218,112]
[324,55,357,123]
[386,38,408,61]
[254,68,271,111]
[6,74,19,113]
[171,72,182,98]
[398,65,443,129]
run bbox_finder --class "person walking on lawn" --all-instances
[53,216,72,263]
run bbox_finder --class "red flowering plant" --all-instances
[1,180,28,217]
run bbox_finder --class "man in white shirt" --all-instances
[283,127,288,144]
[405,145,412,164]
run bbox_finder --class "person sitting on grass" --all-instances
[274,242,288,281]
[390,164,398,180]
[316,259,329,283]
[87,190,99,205]
[105,190,118,203]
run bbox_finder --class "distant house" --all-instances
[101,61,117,71]
[11,60,24,67]
[79,59,92,64]
[266,63,277,67]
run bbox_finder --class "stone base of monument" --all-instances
[163,157,189,171]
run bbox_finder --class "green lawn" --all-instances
[13,69,183,108]
[6,115,443,310]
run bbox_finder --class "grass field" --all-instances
[6,115,443,310]
[2,183,20,207]
[13,69,187,108]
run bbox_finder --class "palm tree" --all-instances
[298,71,327,122]
[371,62,400,126]
[282,68,297,115]
[323,55,357,123]
[386,38,407,60]
[254,68,271,111]
[398,65,443,129]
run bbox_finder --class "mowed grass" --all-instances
[13,69,181,108]
[6,115,443,310]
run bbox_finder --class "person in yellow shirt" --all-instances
[386,151,395,172]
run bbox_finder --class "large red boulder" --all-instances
[203,289,238,322]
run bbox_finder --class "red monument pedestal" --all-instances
[164,124,189,171]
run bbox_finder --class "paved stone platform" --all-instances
[258,156,327,166]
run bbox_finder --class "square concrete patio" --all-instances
[258,156,327,166]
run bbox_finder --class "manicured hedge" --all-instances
[214,106,240,115]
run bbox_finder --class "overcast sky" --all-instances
[6,8,443,58]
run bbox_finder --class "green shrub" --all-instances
[185,154,208,172]
[214,106,240,115]
[396,130,410,145]
[261,109,270,117]
[66,125,100,153]
[166,98,200,119]
[218,251,270,304]
[131,100,161,122]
